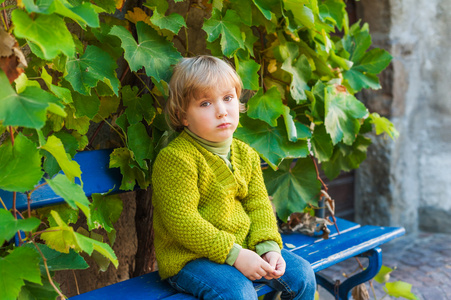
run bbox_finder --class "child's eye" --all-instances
[200,101,211,107]
[224,95,233,102]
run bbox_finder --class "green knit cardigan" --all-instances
[152,131,283,279]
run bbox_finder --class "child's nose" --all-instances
[217,104,228,118]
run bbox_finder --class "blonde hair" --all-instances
[166,55,243,131]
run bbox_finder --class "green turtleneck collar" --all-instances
[184,128,232,170]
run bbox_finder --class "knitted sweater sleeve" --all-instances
[152,147,235,263]
[241,150,283,250]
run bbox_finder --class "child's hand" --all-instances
[233,249,275,280]
[261,251,286,279]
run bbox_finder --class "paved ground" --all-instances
[317,231,451,300]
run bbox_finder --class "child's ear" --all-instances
[177,110,189,126]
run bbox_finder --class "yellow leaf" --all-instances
[268,59,277,73]
[116,0,125,10]
[125,7,151,26]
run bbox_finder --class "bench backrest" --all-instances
[1,149,122,212]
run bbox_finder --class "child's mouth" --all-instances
[217,123,231,129]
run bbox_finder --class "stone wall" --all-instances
[354,0,451,234]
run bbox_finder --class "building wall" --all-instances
[354,0,451,233]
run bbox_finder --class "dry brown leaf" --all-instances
[352,283,370,300]
[0,55,24,83]
[125,7,151,25]
[281,212,333,239]
[0,28,27,83]
[0,28,15,57]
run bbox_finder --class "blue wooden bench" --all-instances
[1,149,405,300]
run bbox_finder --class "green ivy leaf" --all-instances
[89,194,123,232]
[324,85,368,145]
[22,0,100,28]
[122,86,156,125]
[0,134,44,192]
[342,23,372,63]
[343,69,380,91]
[144,0,169,14]
[235,57,260,91]
[341,23,392,92]
[64,106,91,135]
[229,0,252,26]
[128,123,154,169]
[370,113,399,140]
[253,0,281,20]
[0,209,41,245]
[283,0,314,31]
[241,26,259,57]
[110,21,182,83]
[0,71,64,130]
[311,124,333,163]
[281,50,311,102]
[88,230,111,272]
[52,0,100,28]
[72,91,100,119]
[356,48,392,74]
[41,211,118,267]
[235,114,309,170]
[91,0,118,13]
[46,174,91,222]
[12,10,74,60]
[321,135,371,180]
[18,276,59,300]
[37,203,79,227]
[41,69,73,104]
[263,158,321,221]
[23,243,89,273]
[384,281,419,300]
[21,0,54,14]
[150,10,186,34]
[247,87,284,126]
[53,132,79,158]
[41,136,82,183]
[0,247,42,300]
[65,45,120,96]
[282,106,297,142]
[374,265,393,284]
[203,9,245,57]
[93,95,120,123]
[109,147,149,190]
[319,0,346,30]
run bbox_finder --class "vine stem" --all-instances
[132,72,163,109]
[1,2,9,31]
[369,280,377,300]
[0,196,7,210]
[72,270,80,295]
[29,182,48,195]
[26,191,32,220]
[9,126,15,146]
[31,239,67,299]
[310,155,328,192]
[120,65,130,83]
[12,192,16,218]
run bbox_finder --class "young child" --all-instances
[152,55,316,300]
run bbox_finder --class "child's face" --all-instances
[183,85,240,143]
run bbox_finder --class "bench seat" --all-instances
[69,217,404,300]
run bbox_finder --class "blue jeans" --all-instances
[166,249,316,300]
